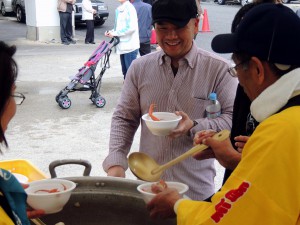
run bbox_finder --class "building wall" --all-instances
[25,0,74,42]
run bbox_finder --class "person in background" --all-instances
[82,0,96,44]
[102,0,237,201]
[57,0,76,45]
[147,4,300,224]
[105,0,140,80]
[0,41,44,225]
[130,0,152,56]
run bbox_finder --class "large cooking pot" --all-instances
[30,160,176,225]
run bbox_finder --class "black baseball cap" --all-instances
[212,4,300,66]
[152,0,198,28]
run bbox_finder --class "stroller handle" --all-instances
[110,36,120,47]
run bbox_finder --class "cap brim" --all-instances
[211,33,238,54]
[152,18,190,28]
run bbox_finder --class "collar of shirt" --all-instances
[158,41,197,69]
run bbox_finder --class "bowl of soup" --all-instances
[137,181,189,203]
[142,112,182,136]
[25,178,76,214]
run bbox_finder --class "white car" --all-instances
[0,0,13,16]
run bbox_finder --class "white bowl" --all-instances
[142,112,182,136]
[137,181,189,203]
[25,178,76,214]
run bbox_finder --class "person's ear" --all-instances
[250,57,265,85]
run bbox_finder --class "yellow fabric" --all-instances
[0,206,14,225]
[177,107,300,225]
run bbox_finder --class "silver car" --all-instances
[0,0,13,16]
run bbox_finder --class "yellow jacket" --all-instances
[177,106,300,225]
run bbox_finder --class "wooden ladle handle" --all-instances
[151,130,230,174]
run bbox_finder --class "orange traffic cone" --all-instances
[200,9,212,32]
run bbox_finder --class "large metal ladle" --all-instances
[128,130,230,182]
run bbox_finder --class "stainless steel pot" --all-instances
[30,160,176,225]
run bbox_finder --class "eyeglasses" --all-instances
[12,92,25,105]
[228,59,249,77]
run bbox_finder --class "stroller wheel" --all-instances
[58,97,72,109]
[94,96,106,108]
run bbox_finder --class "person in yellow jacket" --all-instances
[147,4,300,224]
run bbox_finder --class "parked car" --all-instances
[0,0,13,16]
[11,0,25,22]
[74,0,109,26]
[216,0,253,6]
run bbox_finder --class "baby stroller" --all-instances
[55,37,119,109]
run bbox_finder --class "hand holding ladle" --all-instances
[128,130,230,181]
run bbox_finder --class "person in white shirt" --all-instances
[82,0,96,44]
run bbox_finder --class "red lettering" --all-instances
[211,199,232,223]
[240,182,250,190]
[211,182,250,223]
[225,182,250,202]
[215,198,224,210]
[220,200,231,210]
[225,190,238,202]
[211,212,222,223]
[215,198,231,211]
